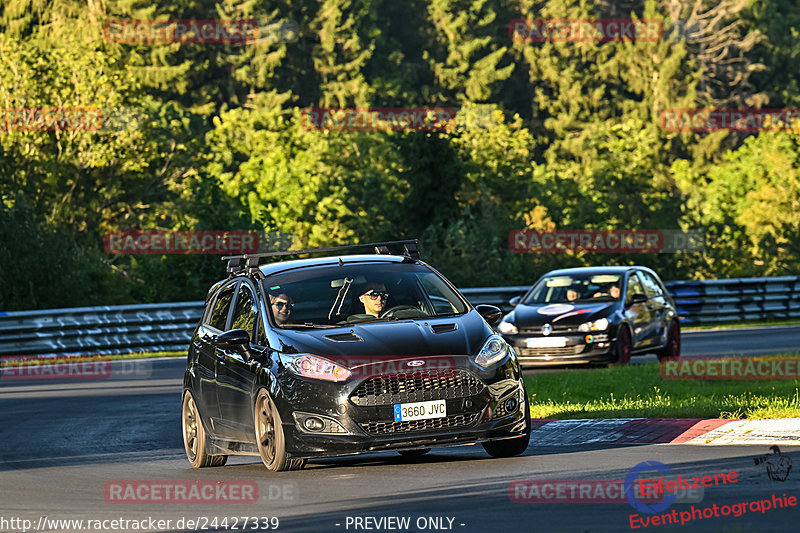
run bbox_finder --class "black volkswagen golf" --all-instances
[182,241,530,471]
[497,266,681,367]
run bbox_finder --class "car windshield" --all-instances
[522,273,622,304]
[261,262,469,328]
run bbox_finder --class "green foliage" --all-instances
[1,0,800,310]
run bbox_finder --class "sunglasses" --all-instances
[273,301,293,310]
[365,290,389,300]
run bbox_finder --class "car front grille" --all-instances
[360,412,481,435]
[519,325,577,334]
[517,345,585,357]
[349,368,485,407]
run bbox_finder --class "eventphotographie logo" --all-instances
[754,446,792,482]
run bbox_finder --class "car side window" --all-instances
[626,274,646,304]
[207,283,236,331]
[230,284,258,340]
[638,272,664,298]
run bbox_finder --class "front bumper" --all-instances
[503,332,615,366]
[274,356,528,458]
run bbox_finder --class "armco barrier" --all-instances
[1,276,799,357]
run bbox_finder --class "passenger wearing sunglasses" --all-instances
[358,282,389,318]
[269,293,294,325]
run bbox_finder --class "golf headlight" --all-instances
[279,353,352,382]
[475,334,510,368]
[498,320,518,335]
[578,318,609,332]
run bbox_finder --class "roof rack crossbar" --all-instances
[221,239,419,262]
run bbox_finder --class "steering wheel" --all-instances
[380,305,423,319]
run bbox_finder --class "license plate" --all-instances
[393,400,447,422]
[526,336,567,348]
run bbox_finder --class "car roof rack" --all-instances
[222,239,420,275]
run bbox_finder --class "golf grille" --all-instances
[517,345,585,357]
[349,368,485,407]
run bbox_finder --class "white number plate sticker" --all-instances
[394,400,447,422]
[526,336,567,348]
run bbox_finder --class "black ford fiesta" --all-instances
[497,266,681,367]
[182,241,530,471]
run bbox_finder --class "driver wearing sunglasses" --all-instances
[358,282,389,318]
[269,292,294,326]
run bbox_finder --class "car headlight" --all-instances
[498,320,518,335]
[578,318,609,332]
[475,334,510,368]
[279,353,352,382]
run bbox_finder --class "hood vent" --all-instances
[430,323,458,334]
[324,332,364,342]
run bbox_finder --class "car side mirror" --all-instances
[475,304,503,326]
[508,296,521,307]
[627,293,647,306]
[216,329,251,347]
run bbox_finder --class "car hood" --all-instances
[272,310,491,360]
[507,302,617,327]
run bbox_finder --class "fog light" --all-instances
[304,417,325,431]
[505,398,518,412]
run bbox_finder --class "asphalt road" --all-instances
[680,325,800,357]
[2,327,800,533]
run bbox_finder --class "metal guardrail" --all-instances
[2,276,800,357]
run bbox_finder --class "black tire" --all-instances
[210,455,229,467]
[609,325,632,367]
[656,321,681,361]
[182,391,227,468]
[397,448,431,458]
[482,389,531,458]
[254,389,303,471]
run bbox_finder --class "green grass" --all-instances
[524,356,800,419]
